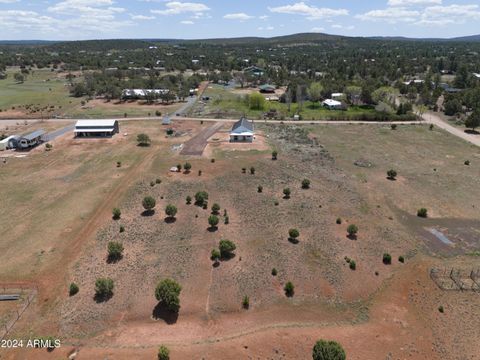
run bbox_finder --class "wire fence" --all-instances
[430,268,480,292]
[0,283,38,341]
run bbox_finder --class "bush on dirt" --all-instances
[219,239,236,259]
[211,203,220,215]
[186,196,192,205]
[312,339,346,360]
[194,191,209,206]
[258,185,263,193]
[155,279,182,313]
[302,179,311,189]
[69,283,79,296]
[107,241,124,262]
[383,253,392,265]
[347,224,358,238]
[112,208,121,220]
[184,162,192,172]
[95,278,114,299]
[142,196,156,212]
[387,169,397,180]
[242,295,250,309]
[272,150,278,160]
[284,281,294,297]
[208,215,219,229]
[158,345,170,360]
[288,228,300,241]
[417,208,428,218]
[165,204,178,219]
[136,133,151,146]
[283,188,291,199]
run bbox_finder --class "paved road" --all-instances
[180,122,224,156]
[421,112,480,147]
[44,124,75,141]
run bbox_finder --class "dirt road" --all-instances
[422,112,480,147]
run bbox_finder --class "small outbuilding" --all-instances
[17,130,45,149]
[230,117,254,143]
[322,99,343,110]
[0,135,19,151]
[162,116,172,125]
[259,84,276,93]
[74,120,119,137]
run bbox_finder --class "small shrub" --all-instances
[387,169,397,180]
[186,196,192,205]
[194,191,209,206]
[116,161,121,168]
[69,283,79,296]
[155,178,162,184]
[208,215,219,229]
[107,241,124,262]
[383,253,392,265]
[271,268,278,276]
[155,110,162,116]
[219,239,236,259]
[211,203,220,215]
[198,170,202,176]
[119,225,125,233]
[429,124,434,130]
[438,305,444,313]
[250,167,255,175]
[211,249,221,261]
[142,196,156,211]
[464,160,470,166]
[283,188,291,199]
[398,255,405,263]
[349,260,356,270]
[136,133,151,146]
[224,216,229,225]
[347,224,358,238]
[242,167,247,173]
[288,228,300,240]
[166,128,174,136]
[258,185,263,193]
[158,346,170,360]
[184,162,192,172]
[211,158,215,163]
[95,278,114,299]
[177,164,182,172]
[284,281,294,297]
[301,179,311,189]
[312,339,346,360]
[272,150,278,160]
[417,208,428,218]
[391,124,397,130]
[242,295,250,309]
[150,181,155,187]
[336,218,342,224]
[112,208,121,220]
[274,200,279,206]
[165,204,178,219]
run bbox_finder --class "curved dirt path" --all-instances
[422,112,480,147]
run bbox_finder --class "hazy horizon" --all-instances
[1,0,479,41]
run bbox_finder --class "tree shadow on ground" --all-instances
[347,234,357,240]
[106,254,123,264]
[288,237,299,244]
[93,292,113,303]
[152,303,179,325]
[141,209,155,217]
[207,226,218,232]
[464,129,479,135]
[164,217,177,224]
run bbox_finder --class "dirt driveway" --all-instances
[180,122,224,155]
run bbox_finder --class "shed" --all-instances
[0,135,19,151]
[17,130,45,149]
[322,99,343,110]
[162,116,172,125]
[74,120,119,137]
[259,84,276,93]
[230,117,254,143]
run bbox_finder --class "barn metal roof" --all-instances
[231,117,254,134]
[21,129,45,141]
[74,128,115,133]
[75,120,117,127]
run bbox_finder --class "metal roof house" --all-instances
[74,120,119,137]
[230,117,254,143]
[17,130,45,149]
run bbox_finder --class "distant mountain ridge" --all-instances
[0,32,479,47]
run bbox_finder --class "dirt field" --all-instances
[1,122,479,359]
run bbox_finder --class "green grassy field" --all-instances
[0,68,82,116]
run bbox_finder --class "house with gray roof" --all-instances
[17,129,45,149]
[230,117,254,143]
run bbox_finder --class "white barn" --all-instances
[322,99,343,110]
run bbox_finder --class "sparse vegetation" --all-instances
[312,339,346,360]
[271,268,278,276]
[211,203,221,215]
[165,204,178,220]
[283,188,291,199]
[208,215,219,229]
[112,208,121,220]
[250,166,256,175]
[184,162,192,173]
[95,278,114,299]
[347,224,358,238]
[242,295,250,309]
[417,208,428,218]
[284,281,294,297]
[272,150,278,160]
[438,305,444,313]
[349,260,356,270]
[387,169,397,180]
[194,191,209,206]
[137,133,151,146]
[302,179,311,189]
[155,279,182,313]
[398,255,405,263]
[107,241,124,262]
[69,283,79,296]
[383,253,392,265]
[219,239,236,259]
[257,185,263,193]
[186,195,192,205]
[142,196,156,212]
[158,345,170,360]
[336,218,342,225]
[288,228,300,241]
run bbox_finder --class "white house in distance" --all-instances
[230,117,254,142]
[322,99,343,110]
[331,92,345,100]
[74,120,119,137]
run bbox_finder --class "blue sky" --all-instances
[0,0,479,40]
